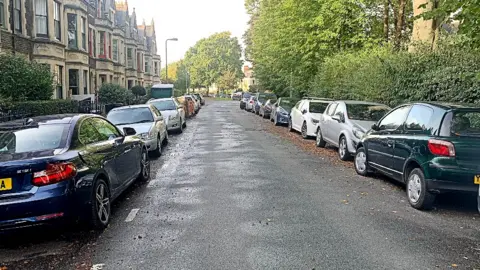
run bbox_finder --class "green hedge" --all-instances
[0,100,79,116]
[310,39,480,107]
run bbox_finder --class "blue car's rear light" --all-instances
[32,163,77,187]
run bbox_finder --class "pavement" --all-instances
[1,100,479,270]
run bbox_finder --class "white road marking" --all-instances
[124,208,140,222]
[91,264,105,270]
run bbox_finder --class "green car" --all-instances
[354,102,480,210]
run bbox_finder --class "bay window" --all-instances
[113,39,118,62]
[69,69,79,95]
[14,0,21,33]
[81,17,86,50]
[54,1,61,40]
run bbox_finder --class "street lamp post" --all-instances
[165,38,178,82]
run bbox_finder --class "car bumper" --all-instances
[0,182,72,231]
[306,121,318,137]
[426,163,479,193]
[276,114,289,124]
[167,118,181,131]
[143,137,158,151]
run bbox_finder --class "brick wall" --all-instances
[0,31,32,56]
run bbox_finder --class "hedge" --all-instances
[0,100,79,116]
[310,38,480,107]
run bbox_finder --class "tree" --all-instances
[184,32,243,95]
[131,85,146,99]
[98,83,129,104]
[0,54,54,101]
[216,70,239,93]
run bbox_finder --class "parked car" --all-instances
[176,96,195,118]
[107,104,168,157]
[232,92,243,101]
[259,99,277,119]
[240,92,252,109]
[245,96,257,112]
[0,114,150,231]
[193,93,206,105]
[186,95,200,113]
[316,100,391,161]
[354,102,480,210]
[254,93,277,115]
[289,98,332,138]
[270,97,299,126]
[148,98,187,133]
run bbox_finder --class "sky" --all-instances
[127,0,249,65]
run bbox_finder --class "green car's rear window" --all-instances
[441,110,480,137]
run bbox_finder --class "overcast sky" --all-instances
[127,0,249,65]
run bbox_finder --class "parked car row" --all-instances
[240,95,480,211]
[0,94,205,232]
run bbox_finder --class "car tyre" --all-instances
[152,135,162,157]
[90,179,111,230]
[315,127,326,148]
[177,119,183,134]
[354,147,370,176]
[301,122,309,139]
[163,130,169,146]
[407,168,435,210]
[182,119,187,129]
[138,148,151,182]
[338,136,351,161]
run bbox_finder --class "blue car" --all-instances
[0,114,150,231]
[270,97,300,126]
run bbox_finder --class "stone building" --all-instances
[0,0,161,100]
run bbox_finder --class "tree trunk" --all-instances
[409,0,436,52]
[394,0,407,49]
[383,0,390,42]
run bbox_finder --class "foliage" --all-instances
[184,32,243,93]
[131,85,147,97]
[311,38,480,107]
[418,0,480,47]
[244,0,414,94]
[98,83,129,104]
[0,54,55,101]
[216,70,238,92]
[0,100,79,116]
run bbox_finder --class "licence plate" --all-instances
[475,175,480,185]
[0,178,12,191]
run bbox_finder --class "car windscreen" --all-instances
[310,102,329,113]
[107,107,154,125]
[150,100,176,111]
[280,99,297,111]
[447,111,480,137]
[0,124,69,155]
[346,104,391,121]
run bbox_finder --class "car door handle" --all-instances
[387,140,394,147]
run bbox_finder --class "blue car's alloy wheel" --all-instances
[91,179,111,230]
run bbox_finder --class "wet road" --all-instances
[1,100,480,269]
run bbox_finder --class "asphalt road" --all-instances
[1,100,480,270]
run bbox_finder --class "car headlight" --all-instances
[140,132,154,140]
[311,118,319,124]
[352,127,365,139]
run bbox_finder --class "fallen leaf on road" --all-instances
[451,264,458,268]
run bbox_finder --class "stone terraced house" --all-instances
[0,0,161,100]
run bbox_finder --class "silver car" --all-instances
[107,104,168,157]
[316,100,391,161]
[148,98,187,133]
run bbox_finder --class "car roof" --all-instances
[336,100,388,106]
[0,114,84,131]
[413,102,480,110]
[148,98,175,102]
[110,104,152,111]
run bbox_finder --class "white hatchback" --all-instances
[288,98,332,139]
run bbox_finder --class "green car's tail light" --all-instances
[428,139,456,157]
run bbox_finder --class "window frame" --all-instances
[13,0,22,34]
[83,70,88,94]
[35,0,48,37]
[404,104,434,132]
[112,39,118,62]
[67,13,77,49]
[0,0,5,28]
[326,103,338,116]
[99,31,105,57]
[81,17,86,50]
[54,1,61,40]
[68,69,79,95]
[376,105,411,131]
